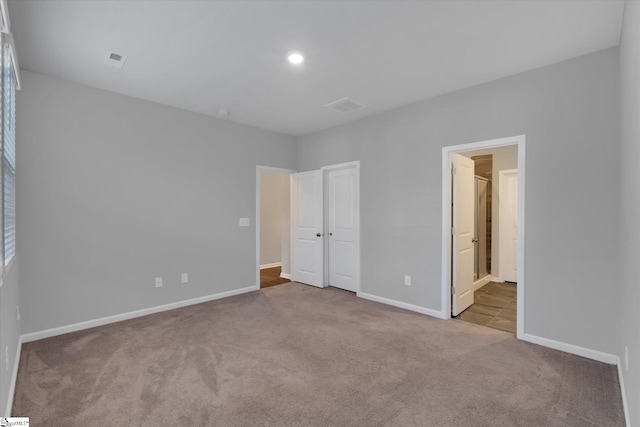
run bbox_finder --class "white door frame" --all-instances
[256,166,296,290]
[321,161,361,293]
[441,135,526,339]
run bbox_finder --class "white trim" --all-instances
[5,255,16,273]
[442,135,526,340]
[260,262,282,270]
[358,291,446,319]
[473,274,492,291]
[4,336,21,416]
[617,358,631,427]
[280,272,291,280]
[320,160,360,171]
[256,166,296,289]
[2,32,20,90]
[522,333,618,364]
[21,286,258,343]
[515,140,526,339]
[0,0,9,33]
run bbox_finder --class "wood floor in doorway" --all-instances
[455,281,517,333]
[260,266,290,288]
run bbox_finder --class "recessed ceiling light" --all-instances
[288,53,304,64]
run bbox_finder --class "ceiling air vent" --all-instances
[103,51,127,69]
[324,97,366,114]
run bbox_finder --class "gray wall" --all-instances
[0,260,19,415]
[460,144,518,279]
[260,171,290,269]
[16,71,296,334]
[297,48,621,355]
[619,0,640,423]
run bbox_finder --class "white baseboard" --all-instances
[280,272,291,280]
[357,292,446,320]
[617,359,631,427]
[260,262,282,270]
[5,336,22,417]
[21,286,258,343]
[473,275,492,291]
[522,333,618,364]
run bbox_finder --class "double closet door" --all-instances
[291,164,359,293]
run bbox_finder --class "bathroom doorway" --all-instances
[441,135,525,338]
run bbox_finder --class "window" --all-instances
[2,36,16,267]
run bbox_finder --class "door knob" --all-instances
[316,233,322,237]
[472,238,478,243]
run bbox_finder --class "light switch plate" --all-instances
[239,218,250,227]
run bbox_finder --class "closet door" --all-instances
[328,166,358,292]
[291,170,324,287]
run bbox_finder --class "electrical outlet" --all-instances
[625,346,629,371]
[155,277,163,288]
[181,273,188,284]
[404,275,412,286]
[5,346,8,371]
[239,217,250,227]
[16,305,20,321]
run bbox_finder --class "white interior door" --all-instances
[292,170,324,287]
[452,154,475,316]
[500,170,518,283]
[328,166,358,292]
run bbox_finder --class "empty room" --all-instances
[0,0,638,425]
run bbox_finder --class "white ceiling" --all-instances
[8,0,624,137]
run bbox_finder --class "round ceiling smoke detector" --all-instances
[288,53,304,64]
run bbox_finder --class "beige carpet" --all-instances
[13,283,624,426]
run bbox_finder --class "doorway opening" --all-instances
[441,135,525,339]
[256,167,295,289]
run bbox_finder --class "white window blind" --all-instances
[3,40,15,266]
